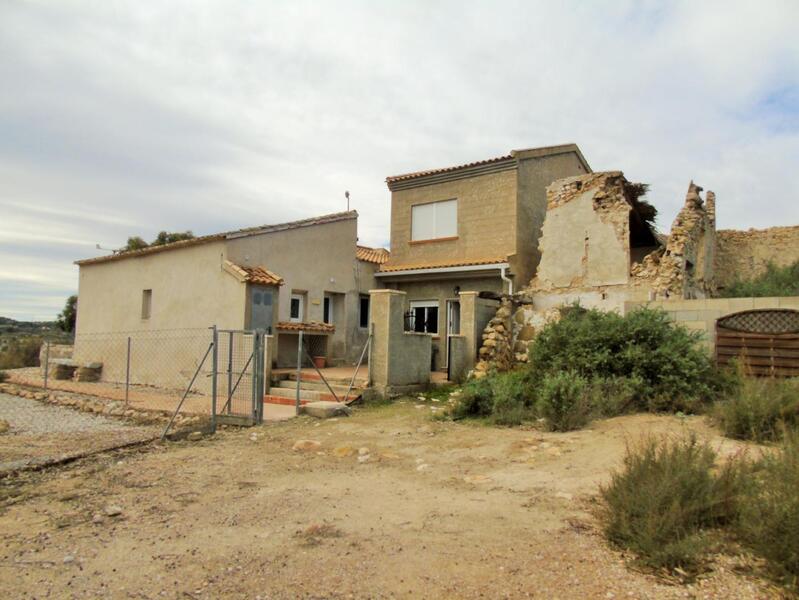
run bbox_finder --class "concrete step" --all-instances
[264,386,359,405]
[279,371,368,388]
[274,379,361,395]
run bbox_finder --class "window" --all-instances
[359,295,370,329]
[141,289,152,320]
[323,295,333,324]
[410,300,439,334]
[290,293,304,323]
[411,199,457,241]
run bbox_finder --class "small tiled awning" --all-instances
[356,245,390,265]
[378,256,508,273]
[277,321,335,334]
[223,260,284,286]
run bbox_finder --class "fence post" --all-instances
[211,325,218,434]
[125,336,131,405]
[227,330,233,414]
[43,341,50,390]
[295,330,303,416]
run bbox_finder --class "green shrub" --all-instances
[490,370,534,426]
[600,435,744,575]
[0,371,7,383]
[451,375,495,419]
[536,371,591,431]
[720,260,799,298]
[715,377,799,442]
[736,431,799,589]
[527,307,724,412]
[589,375,646,417]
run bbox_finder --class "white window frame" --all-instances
[289,293,304,323]
[411,199,457,242]
[409,300,439,334]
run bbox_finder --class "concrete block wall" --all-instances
[625,296,799,353]
[368,289,432,396]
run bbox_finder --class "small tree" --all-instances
[152,230,194,246]
[123,236,149,252]
[56,295,77,333]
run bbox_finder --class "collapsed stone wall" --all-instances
[715,226,799,290]
[651,182,716,298]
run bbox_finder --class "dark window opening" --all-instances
[359,296,370,329]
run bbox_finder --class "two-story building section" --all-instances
[375,144,591,370]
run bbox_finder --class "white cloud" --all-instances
[0,0,797,320]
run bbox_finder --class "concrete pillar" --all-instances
[458,291,479,372]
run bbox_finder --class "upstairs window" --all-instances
[290,293,304,323]
[411,199,457,241]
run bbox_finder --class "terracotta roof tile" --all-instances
[378,256,508,273]
[228,262,284,286]
[386,154,513,184]
[277,321,335,334]
[356,245,390,264]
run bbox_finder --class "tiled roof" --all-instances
[75,211,358,266]
[386,154,513,184]
[385,144,590,187]
[378,256,508,273]
[277,321,335,334]
[356,245,390,264]
[224,261,284,286]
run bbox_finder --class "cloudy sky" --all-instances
[1,1,797,321]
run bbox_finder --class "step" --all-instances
[263,394,312,407]
[274,379,361,395]
[279,371,368,388]
[266,386,360,404]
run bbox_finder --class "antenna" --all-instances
[345,190,350,211]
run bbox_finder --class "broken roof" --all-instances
[356,245,390,265]
[75,211,358,266]
[385,143,591,188]
[223,261,284,286]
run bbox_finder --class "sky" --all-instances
[1,0,798,321]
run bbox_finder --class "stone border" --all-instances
[0,382,206,430]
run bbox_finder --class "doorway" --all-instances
[249,286,274,333]
[445,299,461,369]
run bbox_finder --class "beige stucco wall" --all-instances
[625,296,799,353]
[388,169,518,266]
[76,239,246,334]
[534,187,631,291]
[225,216,378,364]
[514,151,589,284]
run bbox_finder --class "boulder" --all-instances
[301,401,351,419]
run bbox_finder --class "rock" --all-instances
[92,514,104,525]
[0,419,9,434]
[292,440,322,452]
[332,446,355,458]
[555,491,573,501]
[416,463,430,472]
[104,505,123,517]
[358,447,370,456]
[463,474,492,484]
[357,454,370,463]
[301,401,351,419]
[63,555,75,564]
[187,431,203,442]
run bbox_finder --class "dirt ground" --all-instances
[0,399,781,599]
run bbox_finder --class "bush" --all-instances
[715,377,799,442]
[0,371,7,383]
[736,431,799,589]
[0,337,42,370]
[600,435,744,575]
[452,370,535,425]
[589,375,646,417]
[527,307,725,412]
[720,260,799,298]
[536,371,591,431]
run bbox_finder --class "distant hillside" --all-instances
[0,316,63,334]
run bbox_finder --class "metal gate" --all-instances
[716,309,799,377]
[215,329,267,425]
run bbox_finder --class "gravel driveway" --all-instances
[0,393,159,473]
